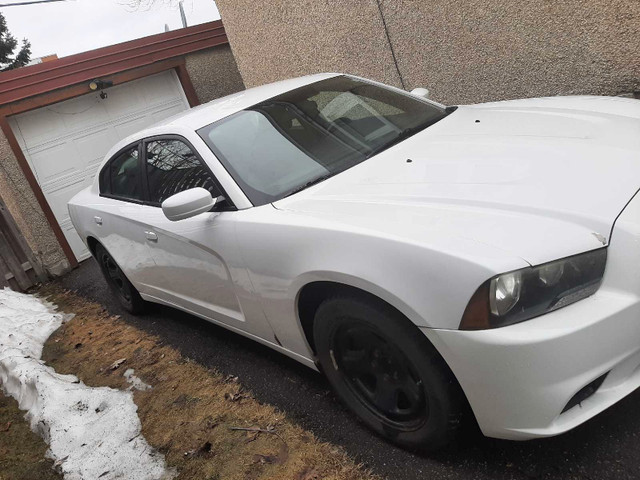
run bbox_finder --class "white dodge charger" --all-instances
[69,73,640,449]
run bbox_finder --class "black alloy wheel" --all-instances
[313,295,465,450]
[333,323,428,430]
[95,243,145,314]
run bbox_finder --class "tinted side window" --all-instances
[145,139,220,204]
[110,147,142,201]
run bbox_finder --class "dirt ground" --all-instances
[32,285,378,480]
[0,394,61,480]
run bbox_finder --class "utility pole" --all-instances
[178,1,187,28]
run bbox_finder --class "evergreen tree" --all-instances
[0,13,31,71]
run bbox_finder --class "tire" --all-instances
[94,243,145,314]
[313,295,465,450]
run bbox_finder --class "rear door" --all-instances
[94,142,158,293]
[138,136,274,340]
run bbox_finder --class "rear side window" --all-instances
[109,147,142,201]
[145,139,220,204]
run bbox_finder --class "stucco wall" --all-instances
[0,132,69,276]
[215,0,402,89]
[185,44,245,104]
[216,0,640,104]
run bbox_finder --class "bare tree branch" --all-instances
[117,0,184,13]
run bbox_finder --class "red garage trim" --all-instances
[0,20,230,269]
[0,58,195,116]
[175,62,201,108]
[0,117,78,267]
[0,20,227,105]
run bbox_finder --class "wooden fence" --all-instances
[0,196,47,291]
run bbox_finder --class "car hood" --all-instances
[274,96,640,266]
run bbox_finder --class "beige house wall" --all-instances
[216,0,640,104]
[0,133,69,276]
[215,0,403,89]
[185,44,245,104]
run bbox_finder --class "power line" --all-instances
[375,0,405,90]
[0,0,69,7]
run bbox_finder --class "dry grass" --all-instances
[39,285,379,480]
[0,394,61,480]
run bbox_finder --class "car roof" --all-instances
[99,73,342,174]
[121,72,341,145]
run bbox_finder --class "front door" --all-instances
[138,137,273,340]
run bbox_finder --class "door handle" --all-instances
[144,231,158,242]
[94,216,102,225]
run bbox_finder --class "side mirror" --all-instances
[410,87,430,99]
[162,187,216,222]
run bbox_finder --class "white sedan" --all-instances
[69,73,640,450]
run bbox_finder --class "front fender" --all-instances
[236,206,527,359]
[289,270,426,329]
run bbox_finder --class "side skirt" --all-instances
[140,292,319,371]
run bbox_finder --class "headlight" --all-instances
[460,248,607,330]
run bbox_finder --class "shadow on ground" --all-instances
[56,260,640,480]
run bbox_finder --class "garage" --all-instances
[0,20,244,278]
[8,71,190,261]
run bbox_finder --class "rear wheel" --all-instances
[313,295,464,450]
[95,243,145,314]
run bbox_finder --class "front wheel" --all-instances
[313,295,465,450]
[95,243,145,314]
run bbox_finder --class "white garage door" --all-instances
[9,70,190,262]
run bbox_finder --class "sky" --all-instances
[1,0,221,59]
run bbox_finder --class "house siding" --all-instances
[216,0,402,90]
[186,44,245,104]
[216,0,640,104]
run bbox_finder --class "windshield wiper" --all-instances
[365,109,456,159]
[365,125,427,159]
[284,173,334,198]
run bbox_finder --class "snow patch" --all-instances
[124,368,152,391]
[0,289,173,480]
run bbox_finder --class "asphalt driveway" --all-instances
[57,260,640,480]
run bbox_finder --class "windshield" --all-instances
[197,75,447,206]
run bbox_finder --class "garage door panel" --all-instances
[13,108,67,149]
[29,142,82,186]
[151,103,188,124]
[30,127,116,193]
[43,176,86,222]
[60,100,108,132]
[103,86,149,119]
[104,74,182,119]
[113,115,156,139]
[9,70,190,262]
[140,71,184,105]
[73,127,119,164]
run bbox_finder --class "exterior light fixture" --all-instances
[89,79,113,91]
[89,79,113,99]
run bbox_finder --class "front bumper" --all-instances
[423,290,640,440]
[423,190,640,441]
